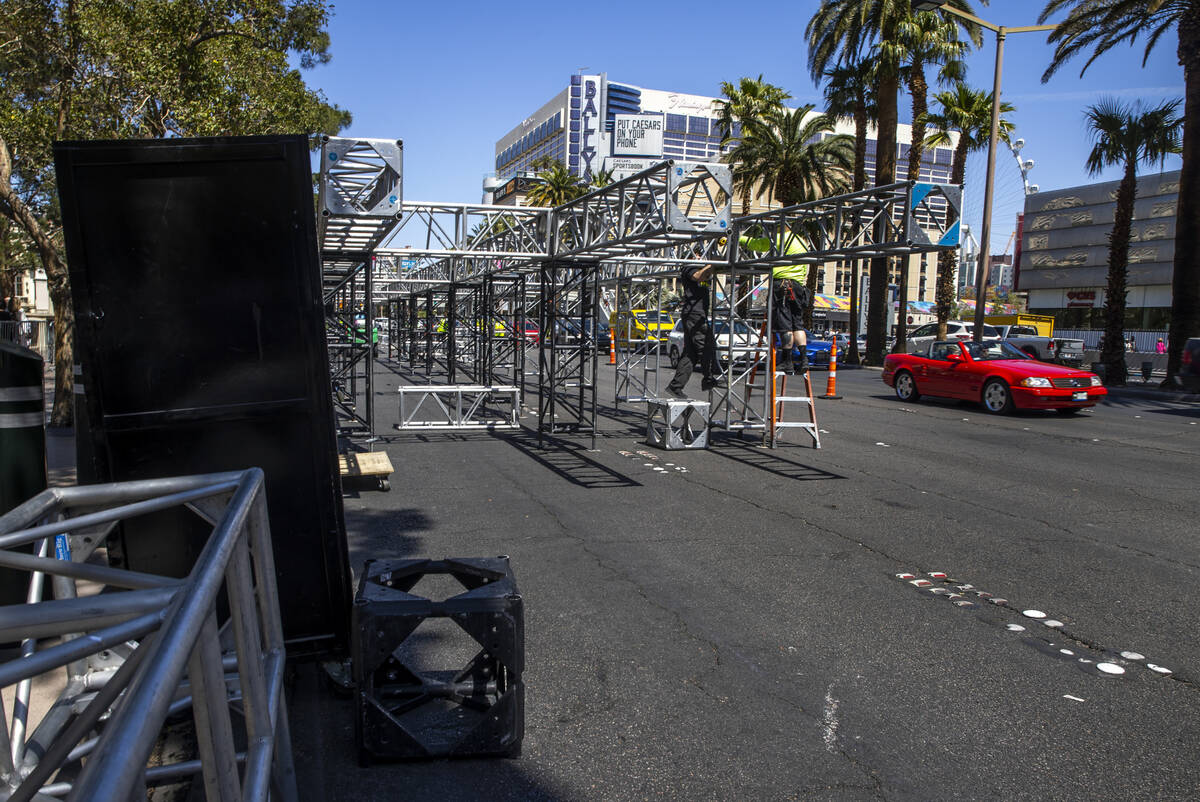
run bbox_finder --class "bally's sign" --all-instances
[613,114,664,157]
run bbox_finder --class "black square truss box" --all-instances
[353,557,524,761]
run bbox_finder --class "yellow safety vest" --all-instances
[740,234,808,283]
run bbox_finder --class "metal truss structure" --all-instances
[318,135,961,446]
[318,137,404,439]
[0,470,296,802]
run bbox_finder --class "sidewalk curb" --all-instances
[1102,385,1200,404]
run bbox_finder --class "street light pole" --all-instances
[912,2,1056,340]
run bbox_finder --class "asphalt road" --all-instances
[291,359,1200,801]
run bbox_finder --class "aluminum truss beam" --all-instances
[0,470,295,802]
[319,137,405,443]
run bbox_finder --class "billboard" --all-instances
[613,113,664,157]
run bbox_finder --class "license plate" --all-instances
[1072,391,1087,401]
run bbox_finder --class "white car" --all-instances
[907,320,1000,354]
[667,318,758,367]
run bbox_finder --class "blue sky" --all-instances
[307,0,1184,254]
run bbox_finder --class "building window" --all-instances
[666,114,686,133]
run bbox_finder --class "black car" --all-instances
[553,317,611,349]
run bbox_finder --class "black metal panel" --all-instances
[53,135,351,657]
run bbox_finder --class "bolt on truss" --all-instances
[0,470,295,802]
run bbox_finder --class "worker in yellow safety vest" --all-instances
[739,232,812,373]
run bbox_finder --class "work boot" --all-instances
[795,350,810,374]
[701,375,727,391]
[776,348,793,374]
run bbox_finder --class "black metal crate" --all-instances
[353,557,524,761]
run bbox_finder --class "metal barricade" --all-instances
[0,469,297,801]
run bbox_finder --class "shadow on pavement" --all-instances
[707,435,845,482]
[500,430,641,490]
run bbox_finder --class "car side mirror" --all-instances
[945,351,965,362]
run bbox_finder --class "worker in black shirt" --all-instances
[665,253,726,399]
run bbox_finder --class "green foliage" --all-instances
[524,161,588,208]
[1,0,350,210]
[726,105,854,207]
[1083,97,1182,177]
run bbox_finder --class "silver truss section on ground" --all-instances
[395,385,521,430]
[0,470,295,802]
[553,160,732,259]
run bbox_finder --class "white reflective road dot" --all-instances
[1147,664,1172,674]
[1044,620,1064,628]
[1006,624,1026,632]
[1059,649,1075,656]
[1096,663,1125,675]
[1023,610,1047,619]
[1120,651,1145,661]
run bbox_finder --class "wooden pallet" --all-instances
[338,451,394,491]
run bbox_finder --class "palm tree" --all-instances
[806,0,979,365]
[1083,97,1182,385]
[891,10,974,353]
[728,106,854,328]
[524,161,587,208]
[1040,0,1198,385]
[924,83,1015,339]
[824,59,877,363]
[713,76,792,215]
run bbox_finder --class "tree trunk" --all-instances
[1165,6,1200,384]
[866,71,899,366]
[847,102,868,364]
[937,142,968,339]
[894,66,930,355]
[0,137,74,426]
[1101,161,1137,386]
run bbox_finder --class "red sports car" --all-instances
[882,340,1107,415]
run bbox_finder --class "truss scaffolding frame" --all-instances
[318,136,961,446]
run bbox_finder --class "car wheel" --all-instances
[894,370,920,402]
[981,379,1014,414]
[669,346,680,368]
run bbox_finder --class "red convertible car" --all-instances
[882,340,1107,415]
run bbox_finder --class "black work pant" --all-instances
[667,313,718,394]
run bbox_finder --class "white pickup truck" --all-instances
[995,325,1086,366]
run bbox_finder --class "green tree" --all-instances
[924,83,1015,339]
[0,0,350,425]
[1040,0,1198,385]
[891,10,974,353]
[806,0,979,365]
[728,106,854,327]
[712,76,792,215]
[823,59,877,363]
[1083,97,1182,384]
[524,161,587,207]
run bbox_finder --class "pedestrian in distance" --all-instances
[1127,335,1137,352]
[665,248,725,399]
[1156,338,1166,354]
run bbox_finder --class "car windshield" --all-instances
[713,319,754,335]
[636,312,673,323]
[963,341,1030,361]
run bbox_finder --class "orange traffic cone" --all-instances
[821,339,842,399]
[608,334,616,365]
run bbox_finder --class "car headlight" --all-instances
[1090,375,1102,386]
[1021,377,1053,388]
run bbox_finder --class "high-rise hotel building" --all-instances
[487,73,959,327]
